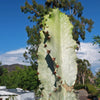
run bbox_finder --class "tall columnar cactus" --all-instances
[37,9,77,100]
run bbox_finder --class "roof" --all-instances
[0,90,17,96]
[7,89,32,95]
[0,87,34,96]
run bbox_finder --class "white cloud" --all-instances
[0,48,29,65]
[77,42,100,63]
[77,42,100,74]
[0,42,100,74]
[6,48,26,54]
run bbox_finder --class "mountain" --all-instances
[1,64,26,72]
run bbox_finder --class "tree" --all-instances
[0,66,39,91]
[95,70,100,88]
[0,61,2,66]
[18,66,40,90]
[93,36,100,92]
[21,0,94,68]
[0,67,8,86]
[93,35,100,47]
[76,59,94,85]
[93,35,100,55]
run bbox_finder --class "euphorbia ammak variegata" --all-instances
[37,9,77,100]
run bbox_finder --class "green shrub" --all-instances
[74,84,86,90]
[86,84,98,96]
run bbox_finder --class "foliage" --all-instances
[0,67,8,83]
[74,84,86,90]
[75,59,94,85]
[93,35,100,47]
[74,83,100,97]
[0,66,6,76]
[95,70,100,88]
[0,66,39,91]
[93,36,100,89]
[0,61,2,66]
[21,0,94,67]
[74,83,99,96]
[98,92,100,97]
[86,83,98,96]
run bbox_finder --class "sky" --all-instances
[0,0,100,74]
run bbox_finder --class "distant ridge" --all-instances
[1,64,26,72]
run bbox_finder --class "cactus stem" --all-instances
[38,9,77,99]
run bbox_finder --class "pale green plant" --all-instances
[37,8,77,100]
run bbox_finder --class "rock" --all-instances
[75,89,88,100]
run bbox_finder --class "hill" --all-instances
[1,64,26,72]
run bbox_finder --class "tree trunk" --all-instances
[82,73,85,85]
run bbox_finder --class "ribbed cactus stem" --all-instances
[37,8,77,100]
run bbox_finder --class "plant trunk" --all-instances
[82,73,85,85]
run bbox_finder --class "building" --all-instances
[0,86,35,100]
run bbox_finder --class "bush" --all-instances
[74,84,86,90]
[86,84,98,96]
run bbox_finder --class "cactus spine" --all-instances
[37,9,77,100]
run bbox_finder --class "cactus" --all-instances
[37,8,77,100]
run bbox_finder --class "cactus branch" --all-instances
[38,9,77,100]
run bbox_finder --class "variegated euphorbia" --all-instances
[37,8,77,100]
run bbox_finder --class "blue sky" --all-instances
[81,0,100,42]
[0,0,100,54]
[0,0,28,54]
[0,0,100,74]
